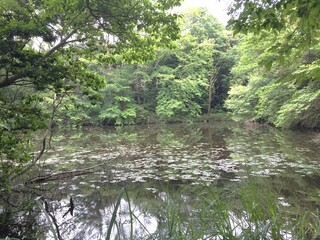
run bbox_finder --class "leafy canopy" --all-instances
[228,0,320,68]
[225,29,320,128]
[0,0,181,89]
[0,0,182,186]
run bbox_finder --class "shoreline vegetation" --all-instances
[51,111,319,132]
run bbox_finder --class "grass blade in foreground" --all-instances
[106,187,125,240]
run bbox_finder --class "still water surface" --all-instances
[1,122,319,239]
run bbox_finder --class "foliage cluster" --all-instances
[226,1,320,129]
[57,8,235,125]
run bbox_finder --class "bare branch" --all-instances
[10,92,66,182]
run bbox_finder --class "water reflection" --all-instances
[38,196,158,240]
[0,122,319,239]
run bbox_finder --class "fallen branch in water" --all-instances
[25,164,103,185]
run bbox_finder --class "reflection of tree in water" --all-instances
[0,184,61,239]
[156,125,203,147]
[224,123,320,209]
[0,181,164,239]
[0,178,235,239]
[0,183,113,239]
[0,199,41,239]
[225,123,319,175]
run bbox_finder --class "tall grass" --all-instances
[36,183,319,239]
[106,187,125,240]
[105,183,320,240]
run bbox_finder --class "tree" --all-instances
[225,1,320,129]
[228,0,320,72]
[0,0,181,89]
[153,8,233,120]
[97,65,138,126]
[225,31,320,129]
[229,0,320,36]
[0,0,182,187]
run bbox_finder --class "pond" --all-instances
[1,122,319,239]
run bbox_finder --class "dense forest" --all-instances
[55,8,235,126]
[227,0,320,129]
[0,0,319,188]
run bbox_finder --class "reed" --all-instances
[106,187,125,240]
[36,183,319,239]
[104,182,320,240]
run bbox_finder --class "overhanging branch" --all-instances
[0,29,79,89]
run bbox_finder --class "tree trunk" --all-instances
[208,75,214,113]
[208,68,219,113]
[135,80,142,105]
